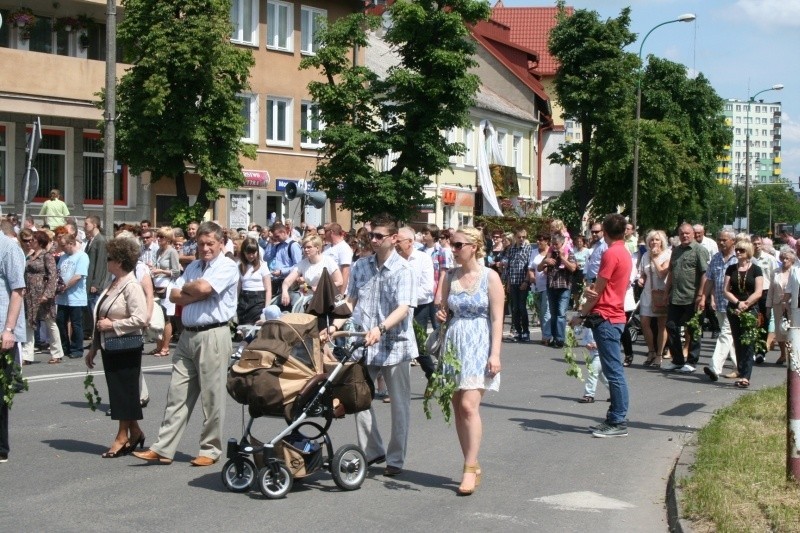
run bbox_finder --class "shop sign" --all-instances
[242,170,270,188]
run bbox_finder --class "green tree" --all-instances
[300,0,491,222]
[114,0,255,221]
[547,1,638,222]
[548,4,730,232]
[750,184,800,236]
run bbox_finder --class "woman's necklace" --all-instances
[737,261,750,294]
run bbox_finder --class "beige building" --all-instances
[0,0,360,229]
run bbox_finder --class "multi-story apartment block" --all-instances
[718,98,783,188]
[0,0,360,229]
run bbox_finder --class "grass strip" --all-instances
[680,384,800,532]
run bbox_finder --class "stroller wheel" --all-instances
[221,458,257,493]
[257,463,293,499]
[331,444,367,491]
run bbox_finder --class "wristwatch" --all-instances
[378,323,387,335]
[4,327,13,333]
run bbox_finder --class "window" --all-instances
[736,105,741,111]
[0,124,9,201]
[300,101,323,147]
[266,96,292,146]
[30,127,68,203]
[497,130,507,163]
[755,106,761,113]
[237,94,259,143]
[463,126,474,166]
[735,140,741,147]
[735,117,741,124]
[231,0,258,45]
[0,9,10,48]
[512,134,522,172]
[28,16,70,56]
[725,104,732,111]
[83,132,127,205]
[267,0,293,51]
[300,6,326,54]
[446,128,457,164]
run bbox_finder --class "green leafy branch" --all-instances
[685,310,704,340]
[563,326,594,382]
[84,371,102,411]
[423,341,461,424]
[1,351,27,408]
[738,311,767,354]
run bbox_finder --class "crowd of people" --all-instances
[2,199,794,490]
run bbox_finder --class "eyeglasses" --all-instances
[451,241,474,250]
[735,248,746,253]
[21,239,32,243]
[591,230,601,234]
[368,232,390,241]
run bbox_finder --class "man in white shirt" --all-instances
[322,223,352,296]
[693,224,719,258]
[396,226,435,379]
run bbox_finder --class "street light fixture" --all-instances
[631,13,696,231]
[744,83,784,234]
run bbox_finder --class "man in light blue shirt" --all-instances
[584,223,608,282]
[56,234,89,358]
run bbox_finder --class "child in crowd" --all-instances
[576,324,607,403]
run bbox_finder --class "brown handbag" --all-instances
[651,288,668,314]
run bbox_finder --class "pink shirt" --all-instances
[593,240,632,324]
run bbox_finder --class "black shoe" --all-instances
[552,341,564,348]
[367,454,386,466]
[0,452,8,463]
[755,354,765,365]
[67,354,83,359]
[140,397,150,408]
[703,366,719,382]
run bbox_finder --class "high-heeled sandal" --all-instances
[623,354,633,367]
[128,433,146,451]
[651,355,662,369]
[101,443,131,458]
[643,352,656,367]
[457,463,481,496]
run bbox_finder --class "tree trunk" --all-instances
[175,171,188,204]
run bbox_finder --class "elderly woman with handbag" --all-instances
[637,230,671,368]
[85,237,148,458]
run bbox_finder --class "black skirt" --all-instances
[101,347,143,421]
[238,290,267,325]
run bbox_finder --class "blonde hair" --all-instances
[734,239,754,259]
[157,226,174,243]
[645,229,668,250]
[456,226,485,260]
[302,234,323,250]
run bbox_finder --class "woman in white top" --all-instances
[637,229,671,368]
[772,246,795,365]
[281,234,341,308]
[237,237,272,325]
[150,227,181,357]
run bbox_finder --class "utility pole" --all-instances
[103,0,117,235]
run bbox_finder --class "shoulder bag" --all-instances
[100,281,145,355]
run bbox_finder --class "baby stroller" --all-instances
[223,272,372,499]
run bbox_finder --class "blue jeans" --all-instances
[534,291,551,340]
[592,320,628,425]
[547,287,571,343]
[57,305,85,357]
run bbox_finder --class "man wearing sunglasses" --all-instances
[504,227,532,342]
[330,213,417,477]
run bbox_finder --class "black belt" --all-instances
[184,321,228,332]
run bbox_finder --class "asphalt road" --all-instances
[0,330,789,532]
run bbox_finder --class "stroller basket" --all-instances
[249,433,323,479]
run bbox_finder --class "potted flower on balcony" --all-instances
[8,8,37,40]
[54,16,81,33]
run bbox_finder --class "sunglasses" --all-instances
[591,230,601,234]
[368,232,390,241]
[452,241,473,250]
[21,238,32,243]
[735,248,746,253]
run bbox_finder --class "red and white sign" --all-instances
[242,169,270,188]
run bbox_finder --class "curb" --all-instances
[667,442,697,533]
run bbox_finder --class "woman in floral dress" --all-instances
[21,230,63,364]
[436,226,503,496]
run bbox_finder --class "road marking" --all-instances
[530,491,635,512]
[471,513,530,526]
[25,364,173,383]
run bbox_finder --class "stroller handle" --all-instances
[330,331,367,340]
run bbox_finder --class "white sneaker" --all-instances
[678,364,696,373]
[662,362,681,371]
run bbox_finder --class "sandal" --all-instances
[578,395,595,403]
[148,348,161,355]
[48,358,62,364]
[623,355,633,367]
[153,349,170,357]
[734,380,750,388]
[457,463,481,496]
[643,352,656,367]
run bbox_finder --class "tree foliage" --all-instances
[300,0,491,222]
[749,184,800,236]
[114,0,255,220]
[548,2,731,232]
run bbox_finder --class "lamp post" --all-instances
[631,13,695,231]
[744,84,784,234]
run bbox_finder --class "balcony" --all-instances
[775,156,782,163]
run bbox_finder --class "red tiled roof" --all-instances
[471,20,548,103]
[490,3,572,76]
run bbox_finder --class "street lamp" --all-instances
[631,13,695,231]
[745,83,784,234]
